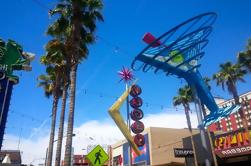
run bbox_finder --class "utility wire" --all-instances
[31,0,51,10]
[80,87,184,111]
[9,109,44,123]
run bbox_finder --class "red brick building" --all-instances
[73,155,89,166]
[208,91,251,132]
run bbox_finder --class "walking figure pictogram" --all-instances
[94,150,103,164]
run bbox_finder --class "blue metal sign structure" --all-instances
[0,38,33,149]
[131,13,240,127]
[0,77,14,148]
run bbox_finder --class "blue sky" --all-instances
[1,0,251,159]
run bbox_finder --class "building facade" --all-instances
[111,127,200,166]
[111,91,251,166]
[207,91,251,164]
[209,91,251,132]
[0,150,22,166]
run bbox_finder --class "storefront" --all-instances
[111,91,251,166]
[122,134,150,166]
[111,127,198,166]
[213,129,251,165]
[208,91,251,165]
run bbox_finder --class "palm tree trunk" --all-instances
[64,65,77,165]
[231,83,240,105]
[46,95,59,166]
[55,85,68,166]
[183,104,198,166]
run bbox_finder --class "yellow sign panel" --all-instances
[108,86,141,156]
[86,145,109,166]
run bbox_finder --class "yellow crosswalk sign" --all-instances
[86,145,109,166]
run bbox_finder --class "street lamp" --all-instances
[81,137,95,155]
[29,158,45,166]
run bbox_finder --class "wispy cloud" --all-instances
[2,111,198,165]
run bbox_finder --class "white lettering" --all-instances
[221,146,251,156]
[226,150,232,154]
[236,148,241,153]
[231,149,236,153]
[241,147,247,152]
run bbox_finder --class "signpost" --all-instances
[86,145,109,166]
[174,148,194,158]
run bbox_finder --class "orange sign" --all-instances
[214,131,251,158]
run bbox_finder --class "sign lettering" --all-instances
[214,130,251,158]
[174,148,194,158]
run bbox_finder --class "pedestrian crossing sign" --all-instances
[86,145,109,166]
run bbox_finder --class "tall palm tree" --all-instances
[173,85,198,166]
[41,39,70,166]
[48,0,104,164]
[55,73,69,166]
[213,62,251,145]
[212,62,246,105]
[38,65,61,166]
[238,39,251,72]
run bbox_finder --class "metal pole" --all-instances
[126,83,132,166]
[201,104,218,166]
[17,127,22,150]
[191,86,211,166]
[207,129,218,166]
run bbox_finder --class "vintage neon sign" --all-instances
[108,86,141,156]
[214,131,251,157]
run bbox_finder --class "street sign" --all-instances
[86,145,109,166]
[174,148,194,158]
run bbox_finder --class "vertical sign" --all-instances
[0,77,14,148]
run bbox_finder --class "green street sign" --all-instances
[86,145,109,166]
[0,38,34,83]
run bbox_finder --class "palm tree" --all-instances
[37,74,53,98]
[55,73,69,166]
[48,1,104,164]
[213,62,251,144]
[38,65,61,166]
[238,39,251,72]
[212,62,246,105]
[41,39,70,166]
[173,85,198,166]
